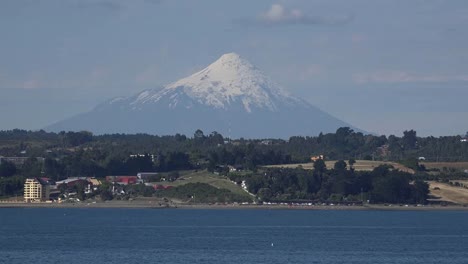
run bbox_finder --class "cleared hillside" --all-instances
[421,162,468,171]
[151,170,253,200]
[265,160,414,173]
[428,181,468,205]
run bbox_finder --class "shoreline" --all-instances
[0,201,467,211]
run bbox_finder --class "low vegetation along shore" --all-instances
[1,199,467,211]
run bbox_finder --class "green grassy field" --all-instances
[151,170,253,200]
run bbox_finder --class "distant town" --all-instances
[1,128,468,207]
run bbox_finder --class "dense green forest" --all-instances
[1,128,467,203]
[229,162,429,204]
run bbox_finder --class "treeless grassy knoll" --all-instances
[266,160,414,173]
[428,181,468,205]
[420,162,468,171]
[152,170,252,199]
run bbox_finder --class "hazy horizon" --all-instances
[1,0,467,137]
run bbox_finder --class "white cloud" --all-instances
[260,4,302,22]
[22,79,41,89]
[0,71,41,90]
[353,70,468,84]
[257,4,352,26]
[0,72,42,90]
[20,72,44,89]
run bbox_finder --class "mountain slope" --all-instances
[46,53,359,138]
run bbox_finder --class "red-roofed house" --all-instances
[106,176,139,185]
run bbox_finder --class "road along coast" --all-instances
[1,200,467,211]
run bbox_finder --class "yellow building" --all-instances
[88,178,101,186]
[24,178,50,202]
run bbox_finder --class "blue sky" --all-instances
[1,0,467,136]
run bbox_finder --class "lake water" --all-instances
[0,208,467,264]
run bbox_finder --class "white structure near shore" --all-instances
[24,178,50,202]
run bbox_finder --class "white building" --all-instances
[24,178,50,202]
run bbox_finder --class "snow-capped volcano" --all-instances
[46,53,360,138]
[129,52,298,112]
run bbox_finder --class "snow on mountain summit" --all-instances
[47,52,360,138]
[132,52,297,112]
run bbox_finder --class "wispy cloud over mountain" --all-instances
[255,3,353,26]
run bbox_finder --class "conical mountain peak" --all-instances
[168,52,259,90]
[213,52,251,67]
[162,52,293,111]
[217,52,242,61]
[46,53,359,138]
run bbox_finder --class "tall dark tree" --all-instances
[402,130,417,150]
[348,158,356,170]
[65,131,93,147]
[313,159,326,175]
[21,157,43,178]
[194,129,205,139]
[412,180,429,204]
[43,158,63,180]
[207,131,224,145]
[0,161,16,177]
[334,160,347,171]
[313,159,326,187]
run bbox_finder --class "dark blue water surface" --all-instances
[0,208,467,264]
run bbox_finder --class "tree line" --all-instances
[1,128,467,163]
